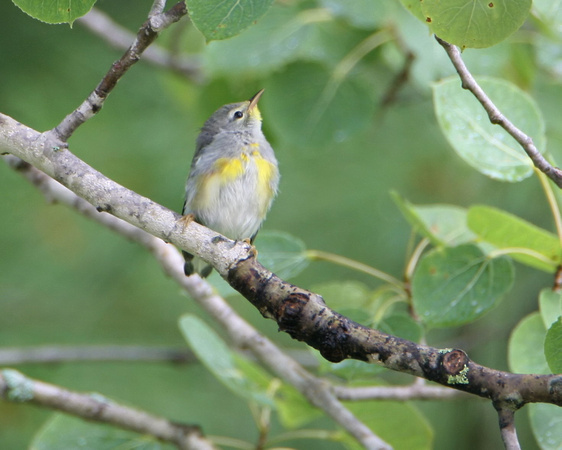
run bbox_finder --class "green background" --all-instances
[1,0,559,448]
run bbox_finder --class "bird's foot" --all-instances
[178,213,195,228]
[242,238,258,258]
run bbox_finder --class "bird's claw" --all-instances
[178,213,195,228]
[242,238,258,258]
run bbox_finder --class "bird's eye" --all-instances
[233,111,244,119]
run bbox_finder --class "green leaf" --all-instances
[319,0,397,29]
[398,0,425,23]
[312,280,371,310]
[533,0,562,28]
[275,383,324,429]
[545,317,562,374]
[433,77,546,182]
[311,280,372,324]
[421,0,531,49]
[31,413,170,450]
[203,3,319,77]
[202,231,308,295]
[187,0,274,41]
[256,231,309,279]
[379,314,423,343]
[12,0,95,25]
[508,312,550,374]
[467,205,561,272]
[392,192,475,246]
[178,315,274,406]
[540,288,562,328]
[265,62,375,147]
[339,399,433,450]
[412,244,514,327]
[203,271,239,298]
[314,348,386,380]
[528,403,562,450]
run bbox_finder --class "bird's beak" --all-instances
[248,89,265,112]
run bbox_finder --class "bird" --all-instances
[181,89,279,277]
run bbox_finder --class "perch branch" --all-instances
[2,114,562,414]
[435,36,562,188]
[0,369,215,450]
[1,153,390,450]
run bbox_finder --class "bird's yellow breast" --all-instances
[215,150,275,195]
[192,150,276,212]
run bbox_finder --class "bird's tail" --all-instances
[183,251,213,278]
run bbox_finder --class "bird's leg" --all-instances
[242,238,258,259]
[178,213,196,228]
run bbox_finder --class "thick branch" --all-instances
[435,36,562,188]
[0,369,215,450]
[54,1,188,141]
[2,114,562,450]
[1,152,390,449]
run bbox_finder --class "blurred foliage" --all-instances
[1,0,562,448]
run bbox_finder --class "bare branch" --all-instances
[78,8,202,82]
[2,114,562,445]
[149,0,168,17]
[435,36,562,188]
[0,341,315,367]
[0,369,215,450]
[496,407,521,450]
[2,152,390,450]
[54,2,188,141]
[0,344,194,365]
[334,383,468,401]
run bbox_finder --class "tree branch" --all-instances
[496,407,521,450]
[0,369,215,450]
[1,152,391,450]
[78,8,202,83]
[2,113,562,420]
[0,345,194,365]
[54,1,188,141]
[435,35,562,188]
[333,382,467,401]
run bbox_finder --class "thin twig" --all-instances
[149,0,167,17]
[306,249,405,289]
[78,8,202,82]
[381,49,414,107]
[0,345,194,365]
[496,407,521,450]
[333,383,468,401]
[54,2,188,141]
[0,369,215,450]
[435,35,562,188]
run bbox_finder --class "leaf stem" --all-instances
[536,169,562,248]
[308,29,392,127]
[267,429,338,445]
[404,238,430,283]
[306,250,405,289]
[487,246,557,267]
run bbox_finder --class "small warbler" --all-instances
[182,89,279,277]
